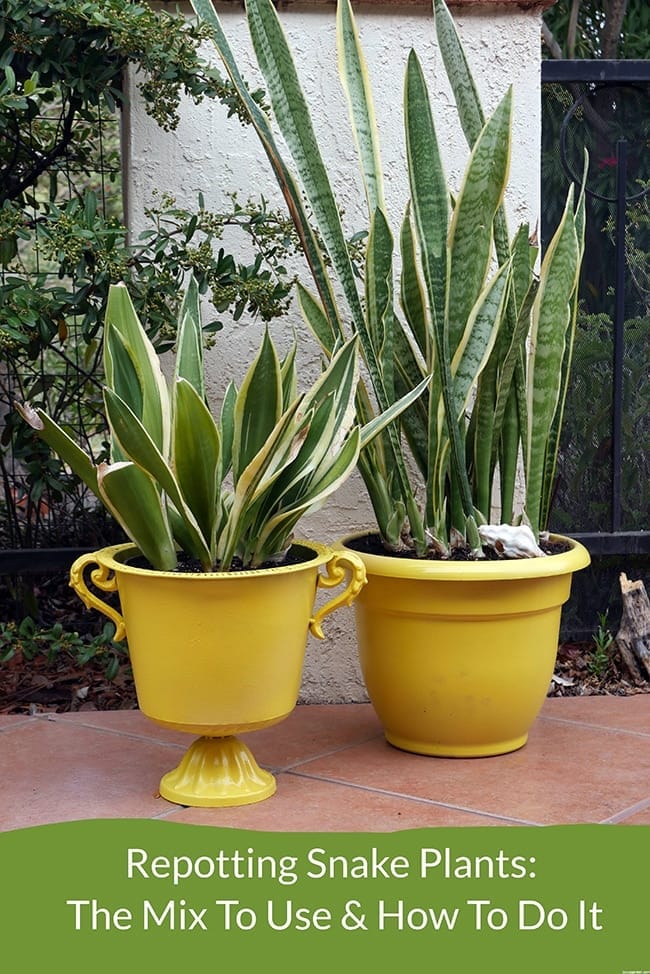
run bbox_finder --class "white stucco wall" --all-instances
[125,1,545,702]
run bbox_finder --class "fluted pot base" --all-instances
[159,736,276,807]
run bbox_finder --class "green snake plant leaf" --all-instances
[219,380,237,477]
[226,339,361,563]
[447,87,512,359]
[405,48,473,525]
[174,274,205,398]
[404,50,448,333]
[491,281,537,457]
[308,423,361,501]
[450,260,511,427]
[96,461,178,572]
[102,323,142,468]
[391,331,429,478]
[432,0,485,149]
[253,389,363,543]
[474,288,536,519]
[435,27,519,501]
[365,207,395,399]
[396,205,434,480]
[337,0,384,215]
[433,0,511,267]
[399,204,430,363]
[498,389,521,525]
[251,425,362,565]
[298,337,359,446]
[217,396,305,568]
[250,338,359,519]
[296,283,338,356]
[244,0,366,338]
[510,223,537,319]
[190,0,344,341]
[172,377,221,556]
[525,184,580,536]
[14,403,99,496]
[296,337,428,512]
[232,327,282,484]
[103,325,143,433]
[103,388,212,567]
[539,167,587,531]
[280,342,298,411]
[359,372,432,451]
[166,505,212,568]
[104,283,170,456]
[245,401,339,537]
[471,224,536,516]
[300,268,426,529]
[255,402,335,513]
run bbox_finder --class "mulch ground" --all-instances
[0,647,138,714]
[1,571,138,715]
[548,640,650,698]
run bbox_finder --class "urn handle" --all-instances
[309,550,367,639]
[69,552,127,642]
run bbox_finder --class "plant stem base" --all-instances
[159,735,276,807]
[385,731,528,758]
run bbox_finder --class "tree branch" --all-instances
[542,21,564,60]
[602,0,629,59]
[567,0,581,59]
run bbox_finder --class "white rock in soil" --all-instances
[478,523,547,558]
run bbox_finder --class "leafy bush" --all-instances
[0,616,125,681]
[0,0,299,557]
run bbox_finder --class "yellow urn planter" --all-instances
[340,534,590,758]
[70,540,366,807]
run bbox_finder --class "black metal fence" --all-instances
[542,59,650,635]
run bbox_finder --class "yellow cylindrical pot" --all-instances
[340,534,590,758]
[70,541,366,806]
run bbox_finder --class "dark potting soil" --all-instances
[127,543,317,574]
[345,532,571,561]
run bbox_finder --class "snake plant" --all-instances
[16,275,421,571]
[191,0,586,558]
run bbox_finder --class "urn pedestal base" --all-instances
[159,735,276,807]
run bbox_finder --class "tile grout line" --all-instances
[538,714,650,738]
[265,733,386,773]
[0,716,39,731]
[599,796,650,824]
[283,769,544,827]
[30,713,189,750]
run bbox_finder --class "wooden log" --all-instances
[614,573,650,685]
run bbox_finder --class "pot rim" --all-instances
[92,539,332,580]
[337,531,591,581]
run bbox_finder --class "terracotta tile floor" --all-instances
[2,697,649,832]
